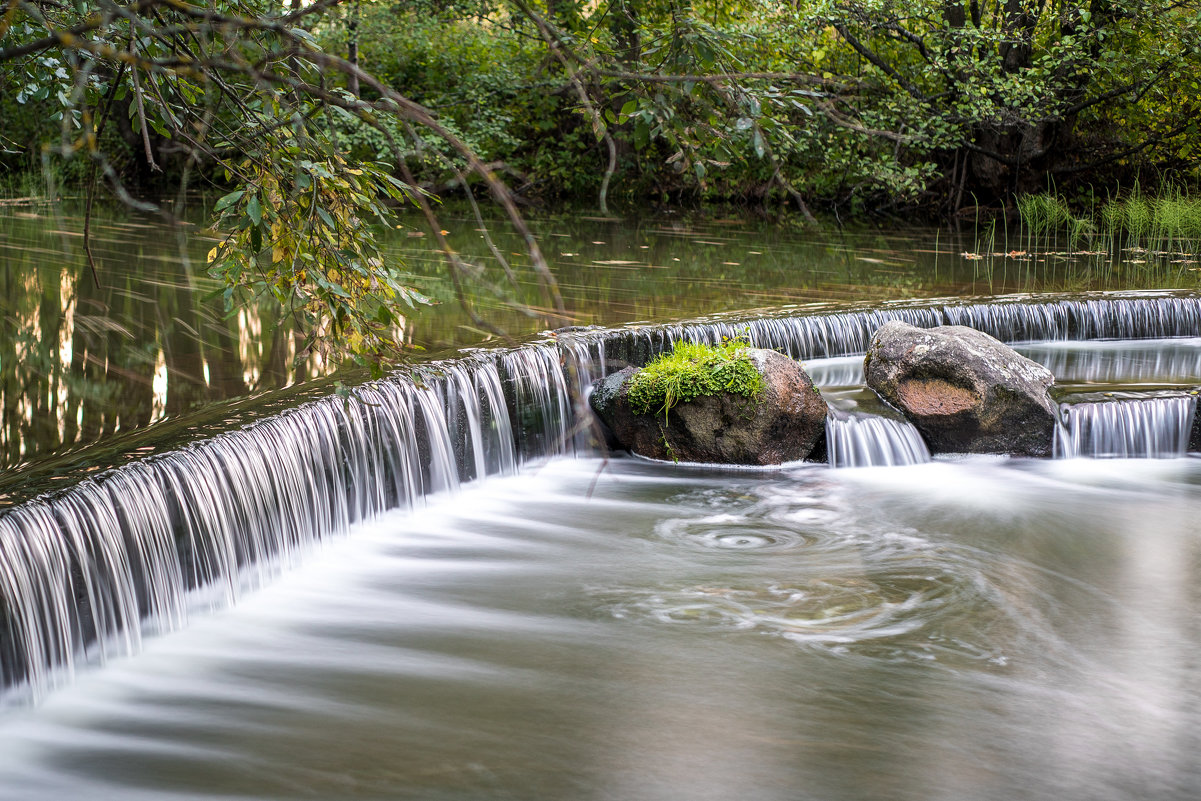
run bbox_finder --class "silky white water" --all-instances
[0,456,1199,801]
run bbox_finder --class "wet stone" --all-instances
[864,321,1058,457]
[590,349,828,465]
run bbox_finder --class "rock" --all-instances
[864,322,1057,457]
[589,349,827,464]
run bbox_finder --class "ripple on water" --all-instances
[654,515,823,552]
[657,484,844,553]
[606,567,1009,665]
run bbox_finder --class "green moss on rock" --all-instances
[626,340,764,419]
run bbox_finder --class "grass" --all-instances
[1016,192,1095,251]
[627,339,765,420]
[1100,185,1201,254]
[1018,185,1201,256]
[0,160,69,202]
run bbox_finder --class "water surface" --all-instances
[5,201,1197,479]
[0,455,1197,800]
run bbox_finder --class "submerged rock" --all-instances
[864,322,1057,457]
[590,349,827,464]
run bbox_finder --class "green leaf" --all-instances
[214,190,245,212]
[246,195,262,226]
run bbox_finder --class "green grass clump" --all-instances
[627,339,765,419]
[1017,192,1094,246]
[1100,185,1201,253]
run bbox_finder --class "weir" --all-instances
[2,291,1200,702]
[1055,395,1199,459]
[0,347,576,702]
[825,413,931,468]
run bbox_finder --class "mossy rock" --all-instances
[590,345,827,465]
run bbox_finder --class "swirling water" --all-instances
[2,292,1201,800]
[1,456,1200,801]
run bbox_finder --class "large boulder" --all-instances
[589,349,828,464]
[864,322,1057,457]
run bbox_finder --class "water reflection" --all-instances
[0,207,333,477]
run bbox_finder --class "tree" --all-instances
[393,0,1201,213]
[0,0,566,370]
[811,0,1201,210]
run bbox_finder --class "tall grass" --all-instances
[1016,192,1094,252]
[0,160,67,202]
[999,186,1201,291]
[1019,186,1201,261]
[1099,185,1201,254]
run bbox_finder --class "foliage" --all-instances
[208,151,430,361]
[310,0,1200,215]
[808,0,1201,207]
[627,339,764,419]
[0,0,564,368]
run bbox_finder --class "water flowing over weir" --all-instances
[1055,395,1199,459]
[2,290,1201,703]
[587,291,1201,366]
[826,413,931,468]
[0,347,574,701]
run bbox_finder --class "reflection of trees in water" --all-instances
[0,212,329,472]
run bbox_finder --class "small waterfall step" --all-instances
[803,355,865,388]
[1054,394,1199,459]
[590,292,1201,367]
[825,411,931,468]
[0,346,583,703]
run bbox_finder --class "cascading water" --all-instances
[3,291,1201,705]
[825,412,931,468]
[0,352,577,702]
[592,292,1201,366]
[1054,395,1198,459]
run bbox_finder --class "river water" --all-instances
[2,204,1201,800]
[2,201,1194,488]
[0,453,1198,800]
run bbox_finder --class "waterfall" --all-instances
[1054,395,1198,459]
[2,291,1200,702]
[802,356,865,388]
[0,351,577,702]
[590,292,1201,366]
[825,412,931,468]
